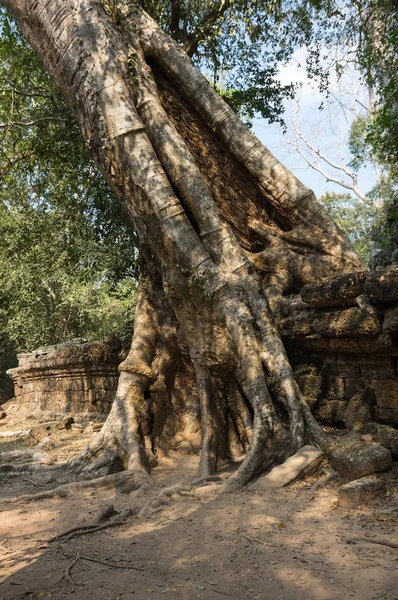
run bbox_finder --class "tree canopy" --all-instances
[0,0,397,355]
[0,8,138,351]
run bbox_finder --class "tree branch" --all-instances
[2,79,54,100]
[287,138,372,205]
[170,0,181,35]
[0,150,36,179]
[288,105,372,206]
[184,0,232,57]
[0,116,68,130]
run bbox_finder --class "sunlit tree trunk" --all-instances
[4,0,364,489]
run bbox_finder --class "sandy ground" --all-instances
[0,415,397,600]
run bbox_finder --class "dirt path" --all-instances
[1,451,397,600]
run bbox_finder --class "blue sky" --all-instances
[251,48,378,200]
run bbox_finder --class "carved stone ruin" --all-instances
[281,266,398,426]
[6,338,125,422]
[5,267,398,428]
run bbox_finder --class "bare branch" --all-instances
[296,129,355,180]
[355,98,372,113]
[287,137,372,205]
[288,102,372,205]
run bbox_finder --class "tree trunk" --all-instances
[4,0,364,489]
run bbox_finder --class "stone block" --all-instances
[383,305,398,334]
[295,367,322,408]
[371,380,398,408]
[20,381,35,393]
[328,432,392,481]
[313,399,347,424]
[301,271,367,306]
[358,356,396,380]
[85,377,95,390]
[102,376,118,390]
[366,423,398,459]
[280,307,381,339]
[23,392,38,406]
[88,388,110,405]
[345,394,372,432]
[90,376,104,388]
[323,355,338,375]
[363,266,398,303]
[322,376,346,401]
[374,407,398,423]
[71,401,88,414]
[249,445,324,490]
[337,477,385,509]
[336,355,361,378]
[345,378,366,400]
[42,378,59,392]
[33,380,49,392]
[96,401,114,413]
[68,378,85,392]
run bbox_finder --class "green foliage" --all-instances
[0,184,138,351]
[0,7,138,351]
[348,114,373,173]
[320,192,378,263]
[353,0,398,169]
[138,0,335,124]
[0,0,397,358]
[347,111,398,266]
[368,172,398,264]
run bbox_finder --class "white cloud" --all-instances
[253,47,376,199]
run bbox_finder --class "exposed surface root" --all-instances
[191,474,223,486]
[78,554,147,571]
[349,537,398,550]
[241,534,266,559]
[0,469,151,508]
[48,503,116,542]
[54,551,147,588]
[22,477,40,487]
[0,449,52,467]
[0,429,31,438]
[54,554,79,587]
[50,508,134,544]
[138,483,201,518]
[311,466,336,492]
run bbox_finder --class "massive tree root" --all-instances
[3,0,365,491]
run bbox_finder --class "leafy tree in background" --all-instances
[325,0,398,262]
[320,192,377,263]
[0,8,138,352]
[368,172,398,266]
[0,197,138,350]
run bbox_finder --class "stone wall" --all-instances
[6,338,125,422]
[287,346,398,425]
[5,267,398,428]
[281,266,398,427]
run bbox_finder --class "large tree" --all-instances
[3,0,364,490]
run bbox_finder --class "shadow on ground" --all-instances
[1,454,397,600]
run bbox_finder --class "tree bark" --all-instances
[4,0,365,489]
